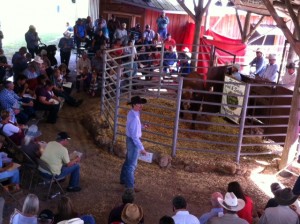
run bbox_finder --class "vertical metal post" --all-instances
[112,68,122,152]
[158,45,165,97]
[171,77,183,157]
[236,83,250,163]
[100,51,107,114]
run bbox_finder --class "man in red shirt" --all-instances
[164,33,176,51]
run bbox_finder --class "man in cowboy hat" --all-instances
[208,192,247,224]
[280,62,297,91]
[258,188,299,224]
[260,54,279,83]
[120,96,148,192]
[121,203,144,224]
[249,48,266,77]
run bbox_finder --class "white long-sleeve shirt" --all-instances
[126,109,144,151]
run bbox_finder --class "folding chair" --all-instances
[20,150,38,191]
[0,179,21,207]
[36,158,65,199]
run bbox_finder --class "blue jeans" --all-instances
[120,137,139,188]
[0,169,19,184]
[158,28,168,40]
[41,164,80,188]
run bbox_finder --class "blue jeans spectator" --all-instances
[40,164,80,188]
[120,137,139,188]
[158,28,167,40]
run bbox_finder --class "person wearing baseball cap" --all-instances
[39,131,81,192]
[249,48,266,77]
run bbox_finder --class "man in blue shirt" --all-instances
[199,192,224,224]
[249,48,266,77]
[120,96,148,192]
[261,54,279,83]
[156,12,170,40]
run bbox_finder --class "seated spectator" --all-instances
[163,46,177,73]
[14,74,34,98]
[0,110,25,146]
[143,24,155,45]
[121,203,144,224]
[88,70,99,97]
[54,196,79,223]
[265,182,282,209]
[76,51,91,77]
[172,196,200,224]
[199,192,224,224]
[280,62,297,91]
[230,64,242,81]
[10,193,39,223]
[129,23,142,44]
[178,47,191,76]
[76,66,92,93]
[0,151,20,190]
[38,209,54,224]
[91,49,104,75]
[92,30,108,52]
[35,80,60,124]
[21,124,42,164]
[52,68,83,107]
[227,181,254,224]
[114,23,128,46]
[10,100,30,125]
[39,132,81,192]
[258,188,299,224]
[159,216,175,224]
[12,47,28,80]
[0,81,35,120]
[0,48,11,82]
[164,33,176,51]
[208,192,247,224]
[108,188,135,223]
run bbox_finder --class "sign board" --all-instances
[220,76,245,124]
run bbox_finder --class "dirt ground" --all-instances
[3,54,297,223]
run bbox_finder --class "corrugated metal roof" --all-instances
[113,0,185,12]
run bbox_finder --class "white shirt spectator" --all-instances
[173,211,200,224]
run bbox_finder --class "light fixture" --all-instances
[227,0,235,7]
[215,0,222,6]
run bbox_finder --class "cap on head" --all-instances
[286,62,295,69]
[57,132,71,141]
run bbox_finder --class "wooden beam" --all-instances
[177,0,195,20]
[235,9,243,38]
[244,15,265,43]
[285,0,300,39]
[262,0,300,55]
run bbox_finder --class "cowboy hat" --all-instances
[121,203,143,224]
[25,124,42,138]
[127,96,147,105]
[267,54,276,60]
[256,48,262,53]
[217,192,245,212]
[275,188,298,206]
[33,55,43,64]
[232,63,240,71]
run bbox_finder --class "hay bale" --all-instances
[214,161,237,175]
[113,143,127,158]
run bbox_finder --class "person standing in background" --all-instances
[156,12,169,40]
[25,25,40,58]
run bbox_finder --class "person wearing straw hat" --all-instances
[121,203,144,224]
[260,54,279,83]
[230,64,242,81]
[208,192,247,224]
[120,96,148,192]
[258,188,299,224]
[249,48,266,77]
